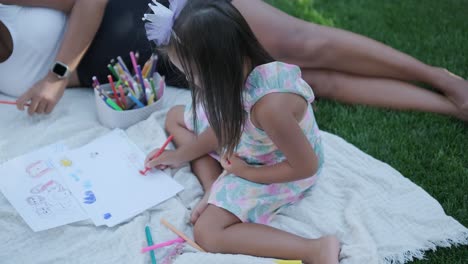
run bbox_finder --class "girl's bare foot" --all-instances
[305,235,340,264]
[190,191,210,224]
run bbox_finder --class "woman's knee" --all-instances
[302,69,339,98]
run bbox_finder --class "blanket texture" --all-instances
[0,88,466,264]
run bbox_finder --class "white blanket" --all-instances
[0,88,466,264]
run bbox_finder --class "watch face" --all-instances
[53,63,67,76]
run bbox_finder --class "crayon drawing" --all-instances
[26,160,54,178]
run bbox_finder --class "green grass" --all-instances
[265,0,468,263]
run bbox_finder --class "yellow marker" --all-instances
[148,94,155,105]
[275,260,302,264]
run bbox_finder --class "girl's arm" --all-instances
[223,93,319,184]
[176,127,219,163]
[145,127,219,169]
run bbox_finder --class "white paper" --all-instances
[52,130,184,227]
[0,143,87,232]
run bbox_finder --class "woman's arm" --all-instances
[223,93,319,184]
[15,0,109,114]
[1,0,75,13]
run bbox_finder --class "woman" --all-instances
[0,0,467,119]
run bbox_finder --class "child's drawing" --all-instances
[82,180,92,190]
[26,160,54,178]
[103,213,112,220]
[59,158,73,168]
[68,172,80,182]
[30,180,73,210]
[83,190,96,204]
[26,195,53,217]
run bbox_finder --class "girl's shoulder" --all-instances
[243,61,315,111]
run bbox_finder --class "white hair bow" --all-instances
[143,0,188,45]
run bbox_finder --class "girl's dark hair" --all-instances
[161,0,274,155]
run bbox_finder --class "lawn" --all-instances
[265,0,468,263]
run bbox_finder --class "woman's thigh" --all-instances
[232,0,326,66]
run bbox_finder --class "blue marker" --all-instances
[127,92,145,108]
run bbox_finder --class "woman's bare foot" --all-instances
[190,191,210,224]
[435,68,468,114]
[305,235,340,264]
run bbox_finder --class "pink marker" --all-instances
[0,100,30,107]
[140,135,174,175]
[130,51,140,82]
[141,237,185,253]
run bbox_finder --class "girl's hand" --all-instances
[220,154,251,177]
[144,149,185,170]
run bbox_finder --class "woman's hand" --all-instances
[144,149,185,170]
[16,73,67,115]
[220,154,251,178]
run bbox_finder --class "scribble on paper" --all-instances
[30,180,74,210]
[26,160,54,178]
[82,180,92,190]
[26,195,52,217]
[83,190,96,204]
[59,158,73,168]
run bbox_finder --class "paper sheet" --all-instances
[0,143,87,232]
[52,130,184,227]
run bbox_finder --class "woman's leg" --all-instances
[304,69,467,120]
[194,205,340,264]
[165,106,223,223]
[232,0,468,111]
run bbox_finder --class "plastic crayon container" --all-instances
[94,72,166,129]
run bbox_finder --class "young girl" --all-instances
[144,0,340,263]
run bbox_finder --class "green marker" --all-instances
[107,64,121,82]
[145,226,157,264]
[105,97,123,111]
[149,78,157,100]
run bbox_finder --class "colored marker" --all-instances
[141,237,185,253]
[274,260,302,264]
[107,75,123,109]
[157,76,165,100]
[127,93,145,108]
[0,100,30,107]
[99,93,123,111]
[117,56,131,75]
[118,85,127,109]
[107,64,121,82]
[140,135,174,175]
[149,55,158,78]
[137,65,147,95]
[160,218,205,252]
[145,226,157,264]
[130,51,139,80]
[149,78,157,100]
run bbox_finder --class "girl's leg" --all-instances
[195,205,340,264]
[304,69,467,120]
[165,106,223,223]
[232,0,468,111]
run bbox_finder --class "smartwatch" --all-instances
[51,61,71,79]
